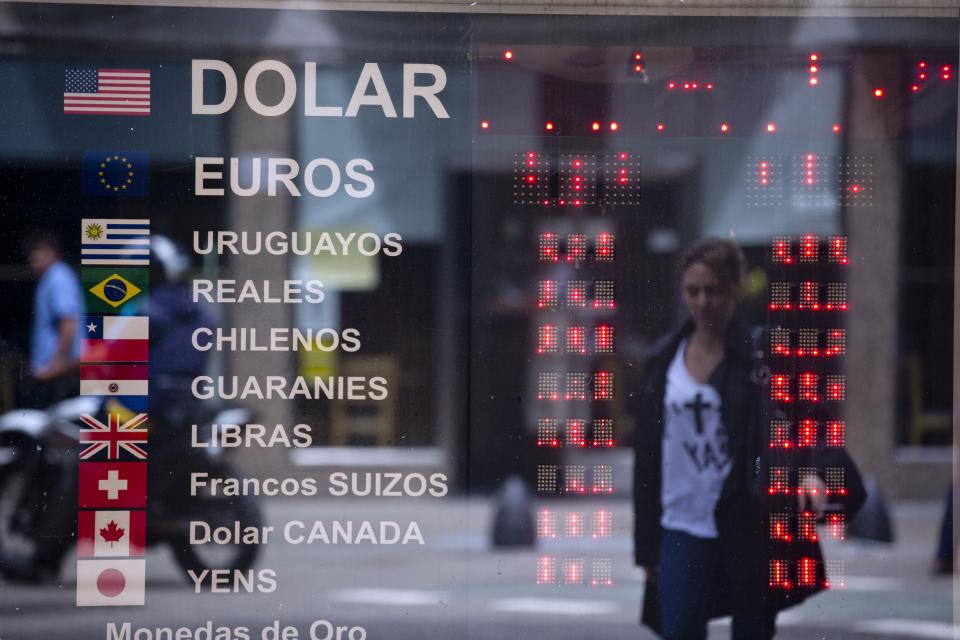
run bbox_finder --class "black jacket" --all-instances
[632,318,867,632]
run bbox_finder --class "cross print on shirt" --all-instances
[98,469,128,500]
[684,392,713,435]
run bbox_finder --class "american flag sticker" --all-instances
[63,69,151,116]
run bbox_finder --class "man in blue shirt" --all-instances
[24,232,83,407]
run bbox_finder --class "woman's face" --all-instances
[681,261,737,332]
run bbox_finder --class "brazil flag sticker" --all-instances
[83,268,149,314]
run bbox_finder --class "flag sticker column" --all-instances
[77,218,150,607]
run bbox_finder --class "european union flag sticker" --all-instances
[82,151,149,197]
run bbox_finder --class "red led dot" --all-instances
[720,123,730,133]
[943,73,953,80]
[943,65,952,72]
[919,61,927,68]
[480,120,489,129]
[573,159,583,168]
[526,175,536,184]
[609,121,619,131]
[874,88,885,98]
[832,123,841,133]
[809,65,819,73]
[809,77,819,86]
[766,122,777,133]
[634,52,643,61]
[706,83,714,90]
[545,121,555,131]
[810,53,819,62]
[850,184,861,192]
[667,81,677,90]
[919,73,927,80]
[504,50,514,60]
[656,123,665,132]
[911,84,920,92]
[591,122,601,131]
[618,152,628,160]
[691,83,699,89]
[682,83,691,90]
[634,64,644,72]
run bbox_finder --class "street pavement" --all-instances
[0,497,954,640]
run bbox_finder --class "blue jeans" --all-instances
[658,528,776,640]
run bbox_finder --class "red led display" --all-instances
[826,374,846,401]
[602,153,640,205]
[567,234,587,265]
[798,557,817,587]
[593,371,614,400]
[769,559,791,589]
[593,281,615,309]
[537,372,559,400]
[825,466,846,495]
[565,511,584,538]
[798,372,820,402]
[537,418,560,448]
[839,156,875,206]
[771,327,790,356]
[771,374,792,403]
[513,151,550,204]
[537,556,556,585]
[592,510,612,539]
[798,467,819,498]
[563,558,584,585]
[538,280,558,309]
[825,282,848,311]
[799,234,819,262]
[595,232,615,262]
[828,236,849,264]
[537,324,559,354]
[827,513,846,540]
[591,465,613,494]
[537,509,558,539]
[595,324,615,353]
[566,419,588,448]
[769,466,792,495]
[797,328,819,356]
[566,326,587,354]
[590,559,613,587]
[539,232,560,262]
[799,281,820,310]
[826,559,846,589]
[769,420,791,449]
[567,280,588,308]
[797,419,817,447]
[559,154,598,204]
[825,328,846,357]
[565,372,588,400]
[769,282,792,311]
[770,513,792,541]
[771,236,793,264]
[564,465,586,494]
[825,420,846,447]
[591,419,615,448]
[798,511,818,542]
[537,465,558,494]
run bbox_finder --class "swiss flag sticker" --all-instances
[78,462,147,508]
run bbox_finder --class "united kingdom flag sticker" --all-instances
[76,558,145,606]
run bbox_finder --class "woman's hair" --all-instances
[681,237,746,293]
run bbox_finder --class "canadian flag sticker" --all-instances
[76,558,145,606]
[78,510,146,558]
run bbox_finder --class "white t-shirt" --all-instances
[660,339,733,538]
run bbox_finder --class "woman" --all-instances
[633,238,865,639]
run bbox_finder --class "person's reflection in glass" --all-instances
[632,238,864,639]
[22,230,83,407]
